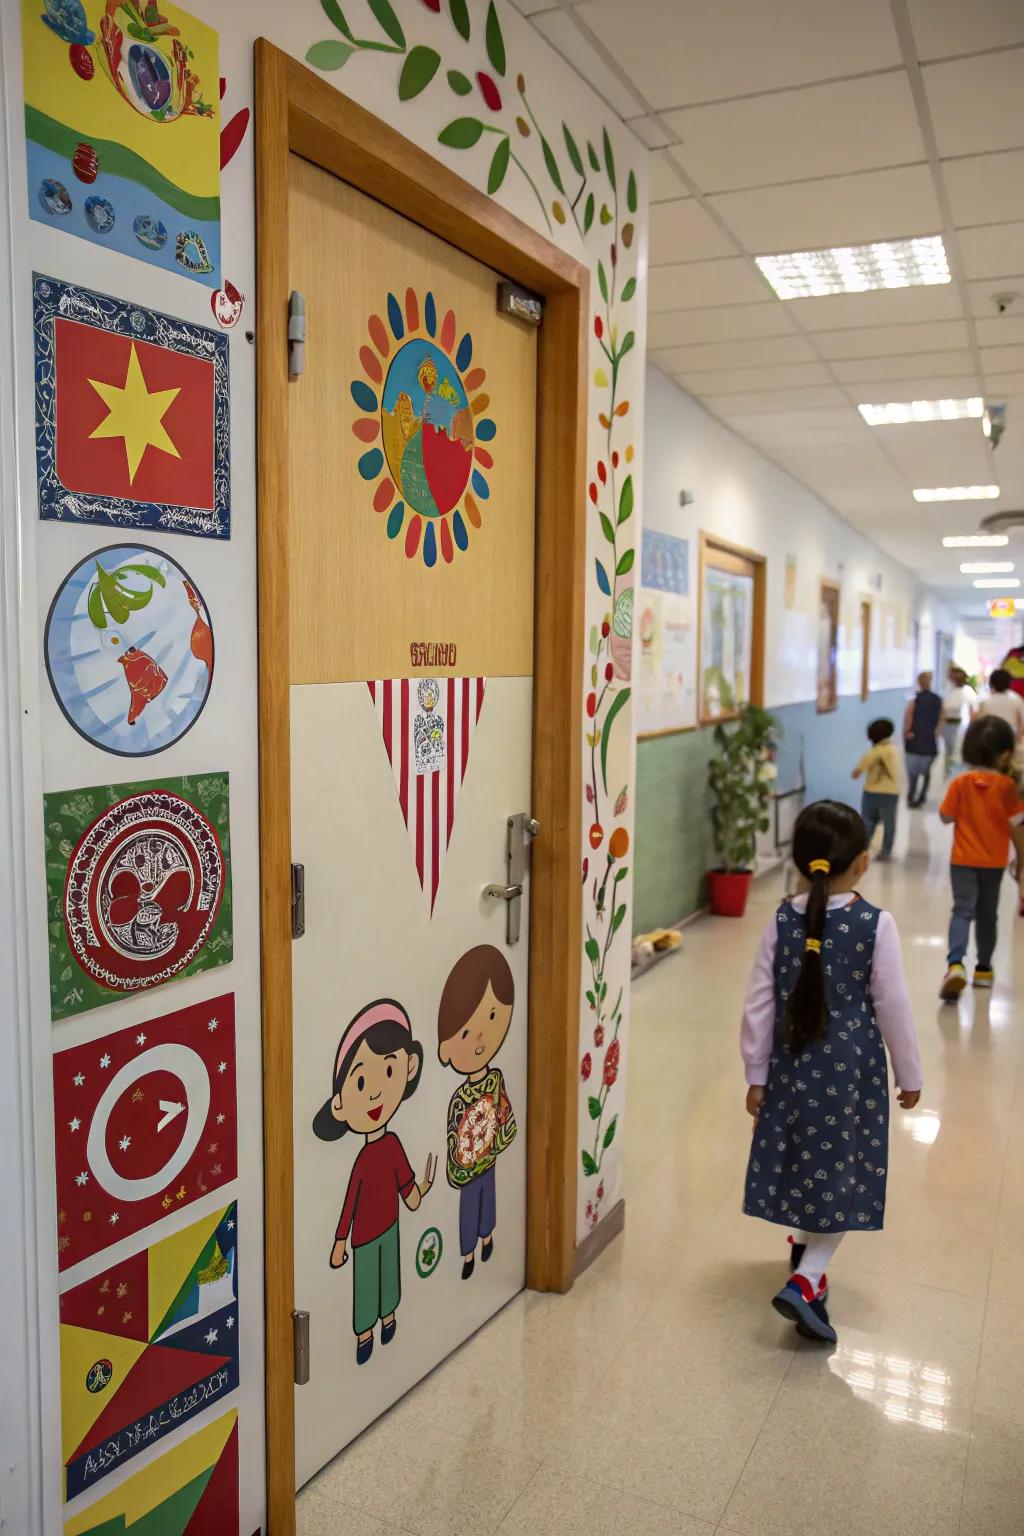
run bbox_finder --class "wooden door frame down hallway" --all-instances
[255,39,590,1534]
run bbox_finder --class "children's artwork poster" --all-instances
[366,677,486,913]
[33,274,230,540]
[636,529,695,737]
[700,564,754,723]
[45,542,214,755]
[60,1201,237,1500]
[44,773,232,1021]
[22,0,221,287]
[817,581,840,712]
[53,993,237,1271]
[63,1408,238,1536]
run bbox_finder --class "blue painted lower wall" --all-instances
[633,687,910,933]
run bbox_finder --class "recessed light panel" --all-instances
[942,535,1009,547]
[973,578,1020,588]
[755,236,950,300]
[913,486,1000,503]
[858,398,982,426]
[960,562,1014,574]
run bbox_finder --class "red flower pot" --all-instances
[707,869,753,918]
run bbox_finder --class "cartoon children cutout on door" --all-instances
[313,999,436,1365]
[437,946,517,1279]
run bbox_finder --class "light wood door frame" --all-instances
[255,40,588,1535]
[860,599,872,701]
[697,531,766,724]
[817,577,841,714]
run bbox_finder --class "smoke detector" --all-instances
[993,292,1020,315]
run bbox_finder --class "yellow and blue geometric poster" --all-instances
[23,1,220,287]
[64,1409,238,1534]
[59,1202,238,1501]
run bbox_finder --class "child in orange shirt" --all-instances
[939,716,1024,999]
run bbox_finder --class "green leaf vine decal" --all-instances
[399,46,441,100]
[449,0,471,41]
[447,68,472,94]
[439,116,484,148]
[366,0,405,48]
[563,123,584,177]
[487,136,511,192]
[306,38,355,69]
[600,688,630,794]
[320,0,353,39]
[485,0,506,76]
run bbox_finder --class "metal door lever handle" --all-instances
[483,882,523,901]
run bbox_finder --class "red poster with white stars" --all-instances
[53,994,236,1273]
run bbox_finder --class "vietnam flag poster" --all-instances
[60,1202,238,1500]
[33,274,230,540]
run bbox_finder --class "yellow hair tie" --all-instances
[804,938,822,954]
[808,859,831,874]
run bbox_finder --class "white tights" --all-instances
[793,1230,844,1290]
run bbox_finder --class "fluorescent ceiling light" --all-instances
[960,562,1014,574]
[973,578,1020,588]
[859,398,982,426]
[755,235,950,300]
[913,485,999,502]
[942,535,1008,547]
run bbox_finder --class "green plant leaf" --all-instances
[616,548,635,576]
[602,125,616,190]
[585,935,600,963]
[617,475,633,525]
[487,136,511,192]
[306,38,356,69]
[620,276,636,302]
[587,139,600,172]
[320,0,354,39]
[612,904,627,932]
[613,865,629,882]
[600,687,631,792]
[94,563,131,626]
[588,1095,602,1120]
[599,512,615,544]
[399,45,441,100]
[541,136,564,194]
[599,202,613,225]
[118,563,166,588]
[485,0,506,75]
[627,168,637,213]
[583,192,595,233]
[448,0,470,40]
[563,123,584,176]
[586,988,595,1005]
[603,1115,618,1149]
[447,68,472,95]
[87,582,106,630]
[367,0,405,47]
[618,330,635,361]
[439,117,484,148]
[597,261,608,303]
[582,1150,599,1176]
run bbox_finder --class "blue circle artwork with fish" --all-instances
[45,544,215,756]
[38,178,72,217]
[133,214,168,251]
[84,195,115,233]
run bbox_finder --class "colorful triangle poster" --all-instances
[367,677,485,914]
[64,1410,238,1536]
[60,1203,237,1501]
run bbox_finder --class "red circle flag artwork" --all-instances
[350,287,497,568]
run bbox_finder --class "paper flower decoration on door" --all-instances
[350,289,497,567]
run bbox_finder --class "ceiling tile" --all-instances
[677,361,834,393]
[943,151,1024,227]
[628,114,679,149]
[645,304,797,347]
[958,222,1024,282]
[906,0,1024,59]
[530,8,648,119]
[924,52,1024,159]
[647,149,687,203]
[984,371,1024,395]
[974,315,1024,349]
[650,335,817,372]
[649,199,736,263]
[662,75,924,194]
[843,373,981,403]
[830,349,975,382]
[724,408,868,446]
[966,276,1024,316]
[573,0,901,110]
[510,0,555,12]
[980,345,1024,375]
[788,283,965,330]
[813,320,969,358]
[647,257,772,311]
[709,165,942,253]
[880,434,991,484]
[703,384,851,411]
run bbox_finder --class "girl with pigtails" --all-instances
[740,801,922,1343]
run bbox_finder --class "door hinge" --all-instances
[497,281,543,327]
[291,862,305,939]
[288,290,306,375]
[293,1310,310,1385]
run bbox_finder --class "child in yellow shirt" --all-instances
[852,718,901,861]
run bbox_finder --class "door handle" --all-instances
[483,883,523,901]
[484,813,538,946]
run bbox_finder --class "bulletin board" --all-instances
[636,529,697,737]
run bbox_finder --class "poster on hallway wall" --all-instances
[22,0,220,286]
[700,565,753,723]
[636,529,695,737]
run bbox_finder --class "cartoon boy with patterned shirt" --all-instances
[437,946,517,1279]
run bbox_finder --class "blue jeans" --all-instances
[862,790,897,856]
[459,1164,496,1256]
[905,751,935,806]
[948,865,1004,969]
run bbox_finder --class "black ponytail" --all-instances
[786,800,869,1054]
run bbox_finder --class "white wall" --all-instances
[643,363,959,706]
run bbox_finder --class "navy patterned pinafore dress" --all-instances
[743,896,889,1234]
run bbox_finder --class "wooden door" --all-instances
[286,157,538,1486]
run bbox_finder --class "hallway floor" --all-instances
[298,803,1024,1536]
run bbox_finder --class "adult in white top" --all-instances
[977,668,1024,742]
[942,664,978,772]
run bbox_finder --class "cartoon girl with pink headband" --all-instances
[313,999,436,1365]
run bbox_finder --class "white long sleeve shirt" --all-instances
[740,894,923,1092]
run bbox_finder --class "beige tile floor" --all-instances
[298,802,1024,1535]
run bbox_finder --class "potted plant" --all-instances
[707,704,778,917]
